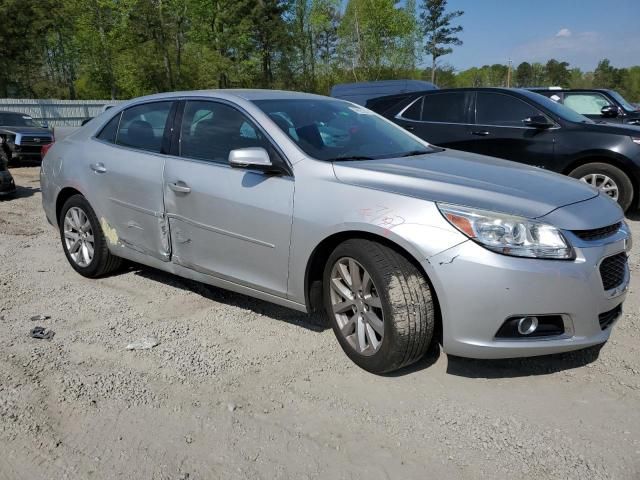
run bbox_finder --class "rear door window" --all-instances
[116,102,173,153]
[476,92,543,127]
[97,113,121,143]
[563,93,612,115]
[421,92,469,123]
[400,97,423,120]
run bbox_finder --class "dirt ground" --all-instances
[1,166,639,480]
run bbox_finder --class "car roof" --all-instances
[401,87,532,96]
[528,87,613,94]
[124,89,332,104]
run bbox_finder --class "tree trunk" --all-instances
[431,55,436,84]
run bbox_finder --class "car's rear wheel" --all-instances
[569,162,634,211]
[59,194,122,277]
[323,239,435,374]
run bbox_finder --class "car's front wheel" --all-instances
[569,162,634,211]
[59,194,122,277]
[323,239,435,374]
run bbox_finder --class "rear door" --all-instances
[393,91,474,150]
[163,99,294,297]
[87,101,174,260]
[468,91,556,169]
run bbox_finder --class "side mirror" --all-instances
[600,105,619,118]
[228,147,274,171]
[523,115,554,129]
[40,120,49,128]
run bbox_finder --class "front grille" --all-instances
[573,222,621,241]
[599,253,627,291]
[599,304,622,330]
[20,135,52,146]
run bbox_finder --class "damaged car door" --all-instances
[163,99,294,297]
[90,101,175,260]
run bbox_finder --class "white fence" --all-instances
[0,99,123,127]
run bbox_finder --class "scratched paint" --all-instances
[100,217,119,245]
[359,205,406,236]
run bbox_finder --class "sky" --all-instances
[436,0,640,71]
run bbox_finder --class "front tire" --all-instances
[323,239,435,374]
[569,162,634,211]
[59,194,122,277]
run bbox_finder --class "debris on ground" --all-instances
[29,326,55,340]
[125,336,160,350]
[30,314,51,321]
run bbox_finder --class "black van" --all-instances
[373,87,640,211]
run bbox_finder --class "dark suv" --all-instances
[374,88,640,211]
[529,88,640,126]
[0,111,54,165]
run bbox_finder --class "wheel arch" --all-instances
[55,186,85,225]
[562,154,639,207]
[304,230,443,340]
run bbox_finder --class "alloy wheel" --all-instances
[580,173,619,201]
[329,257,385,356]
[63,207,95,267]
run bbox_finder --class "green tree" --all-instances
[545,59,570,87]
[338,0,417,81]
[514,62,533,87]
[419,0,463,84]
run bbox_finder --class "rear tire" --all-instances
[59,194,122,277]
[323,239,435,374]
[569,162,634,211]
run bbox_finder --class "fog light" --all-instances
[517,316,539,335]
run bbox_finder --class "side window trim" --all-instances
[395,96,423,122]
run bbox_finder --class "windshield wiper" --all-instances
[398,150,432,157]
[327,155,376,162]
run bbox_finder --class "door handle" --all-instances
[168,182,191,194]
[471,130,491,136]
[403,125,415,131]
[90,162,106,173]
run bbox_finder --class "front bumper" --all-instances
[427,229,630,359]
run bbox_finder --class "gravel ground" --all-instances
[1,166,639,480]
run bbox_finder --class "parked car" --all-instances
[331,79,437,106]
[528,88,640,126]
[0,111,54,165]
[41,90,631,373]
[373,87,640,211]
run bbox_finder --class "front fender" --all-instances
[286,172,466,306]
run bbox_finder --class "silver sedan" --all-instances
[41,90,632,373]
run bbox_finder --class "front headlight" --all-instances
[438,203,574,260]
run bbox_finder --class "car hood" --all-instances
[0,126,52,135]
[332,149,598,219]
[580,121,640,134]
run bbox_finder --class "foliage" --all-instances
[0,0,638,102]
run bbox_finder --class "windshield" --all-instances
[252,98,434,161]
[0,112,40,127]
[608,90,638,112]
